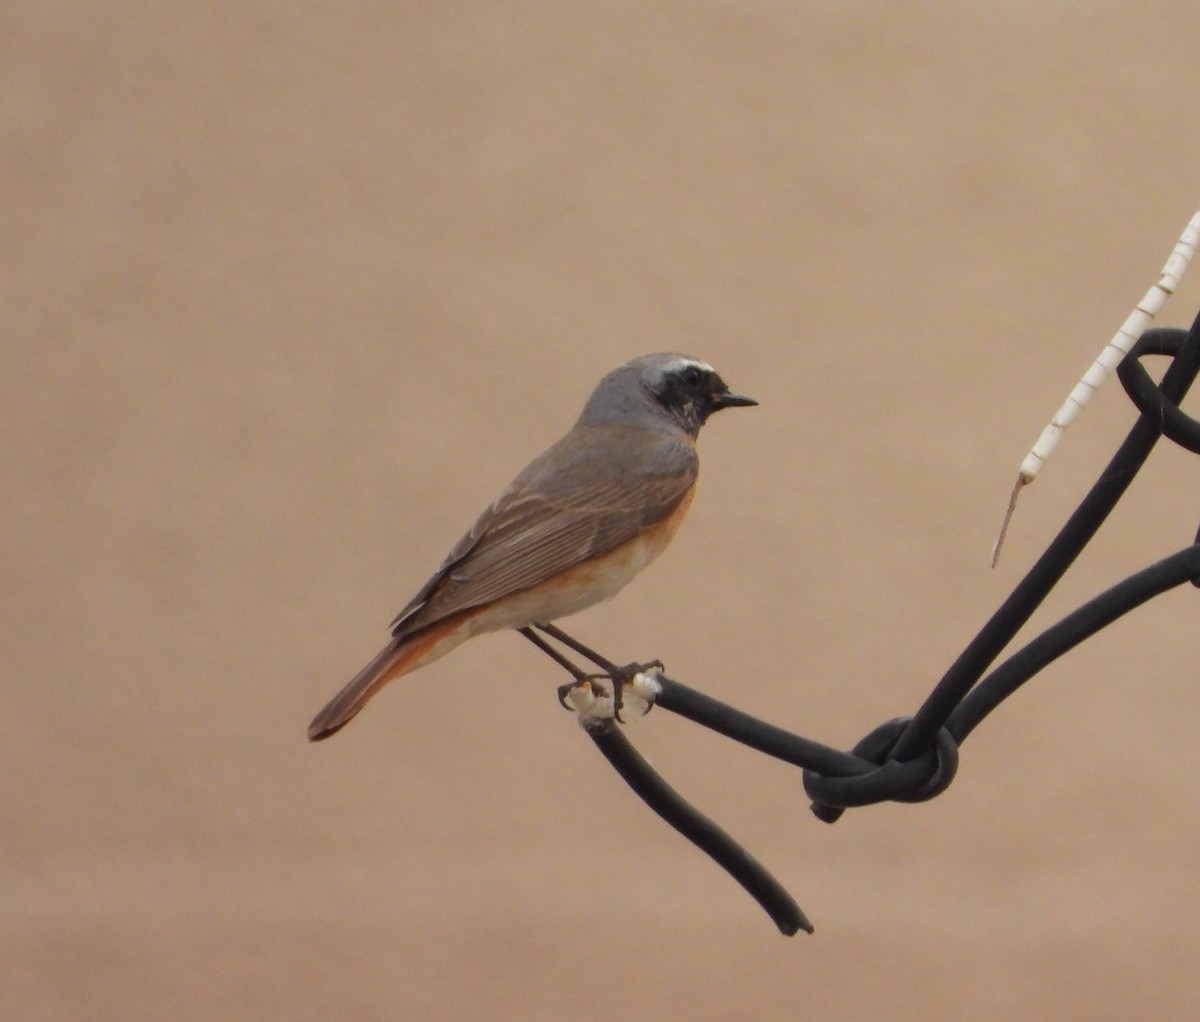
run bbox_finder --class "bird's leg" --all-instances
[533,623,662,721]
[518,627,611,709]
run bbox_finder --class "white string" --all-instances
[992,210,1200,567]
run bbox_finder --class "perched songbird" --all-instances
[308,353,756,741]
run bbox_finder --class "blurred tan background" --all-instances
[6,3,1200,1019]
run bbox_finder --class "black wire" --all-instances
[649,677,959,814]
[891,319,1200,763]
[949,545,1200,740]
[652,678,864,776]
[581,715,813,936]
[1117,328,1200,454]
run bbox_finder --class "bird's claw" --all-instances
[556,675,609,710]
[611,660,664,721]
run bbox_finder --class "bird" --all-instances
[307,353,756,741]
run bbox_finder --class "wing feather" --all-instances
[390,423,696,638]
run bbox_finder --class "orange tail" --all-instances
[307,621,459,741]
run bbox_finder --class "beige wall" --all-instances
[6,4,1200,1018]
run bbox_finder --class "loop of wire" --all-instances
[803,719,959,819]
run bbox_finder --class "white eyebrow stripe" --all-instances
[662,357,715,374]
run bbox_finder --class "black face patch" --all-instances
[650,362,726,434]
[662,365,718,403]
[629,356,754,436]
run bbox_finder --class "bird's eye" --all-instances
[681,366,703,388]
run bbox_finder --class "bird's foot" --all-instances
[556,675,610,710]
[610,660,664,721]
[556,661,663,721]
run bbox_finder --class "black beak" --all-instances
[711,390,758,409]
